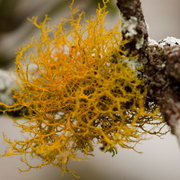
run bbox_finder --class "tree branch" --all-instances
[117,0,180,144]
[117,0,148,54]
[0,0,179,144]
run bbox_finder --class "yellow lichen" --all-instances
[0,0,168,177]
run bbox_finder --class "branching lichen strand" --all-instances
[0,0,167,177]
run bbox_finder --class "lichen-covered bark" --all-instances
[117,0,148,58]
[144,44,180,141]
[117,0,180,143]
[0,0,179,144]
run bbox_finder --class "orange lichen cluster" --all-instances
[1,0,167,177]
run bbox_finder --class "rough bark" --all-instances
[117,0,148,58]
[117,0,180,143]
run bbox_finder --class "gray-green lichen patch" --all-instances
[0,70,17,105]
[120,57,148,71]
[148,37,180,48]
[148,37,158,46]
[136,36,144,49]
[159,36,180,48]
[121,14,146,50]
[121,14,138,37]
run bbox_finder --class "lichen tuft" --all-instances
[0,0,168,177]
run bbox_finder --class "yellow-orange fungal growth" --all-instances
[1,0,168,177]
